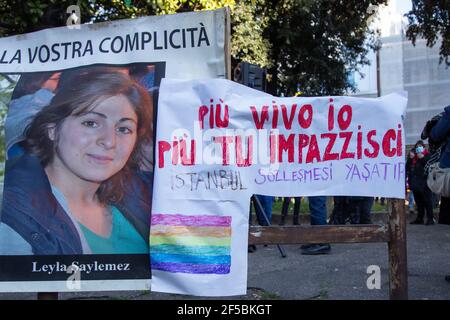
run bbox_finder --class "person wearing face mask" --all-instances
[408,141,435,225]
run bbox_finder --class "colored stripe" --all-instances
[151,214,231,227]
[151,253,230,265]
[152,262,230,274]
[151,225,231,238]
[150,235,231,247]
[152,244,230,256]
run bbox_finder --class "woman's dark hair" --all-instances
[414,140,425,148]
[25,68,153,204]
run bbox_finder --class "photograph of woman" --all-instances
[0,65,156,255]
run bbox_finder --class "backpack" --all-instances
[427,163,450,197]
[422,110,450,196]
[424,143,445,175]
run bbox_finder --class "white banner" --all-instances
[0,10,225,78]
[151,78,407,296]
[0,9,227,293]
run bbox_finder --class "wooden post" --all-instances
[249,224,389,244]
[388,198,408,299]
[37,292,59,300]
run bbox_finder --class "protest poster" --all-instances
[0,9,228,292]
[0,7,408,297]
[151,78,407,296]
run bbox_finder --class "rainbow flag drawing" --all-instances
[150,214,232,274]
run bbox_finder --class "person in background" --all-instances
[348,197,374,224]
[330,196,373,225]
[429,105,450,284]
[300,196,331,255]
[253,195,275,226]
[408,141,434,225]
[4,72,60,160]
[429,105,450,225]
[407,191,415,213]
[248,194,274,253]
[280,197,301,225]
[406,147,416,213]
[330,196,350,224]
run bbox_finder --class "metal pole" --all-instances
[252,196,287,258]
[376,46,381,98]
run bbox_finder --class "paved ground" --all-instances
[245,223,450,300]
[1,215,449,300]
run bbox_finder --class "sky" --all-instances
[377,0,412,37]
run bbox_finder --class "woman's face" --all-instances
[49,95,138,184]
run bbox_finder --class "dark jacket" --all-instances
[430,105,450,168]
[408,152,431,192]
[0,154,152,255]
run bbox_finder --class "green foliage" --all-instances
[0,0,85,35]
[0,1,235,34]
[405,0,449,66]
[146,0,235,15]
[0,75,17,165]
[231,0,271,68]
[260,0,388,96]
[0,0,387,96]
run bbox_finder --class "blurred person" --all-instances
[330,196,373,225]
[408,141,434,225]
[428,105,450,284]
[406,147,416,213]
[253,195,274,226]
[248,194,274,253]
[5,72,60,160]
[300,196,331,255]
[280,197,301,225]
[429,105,450,225]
